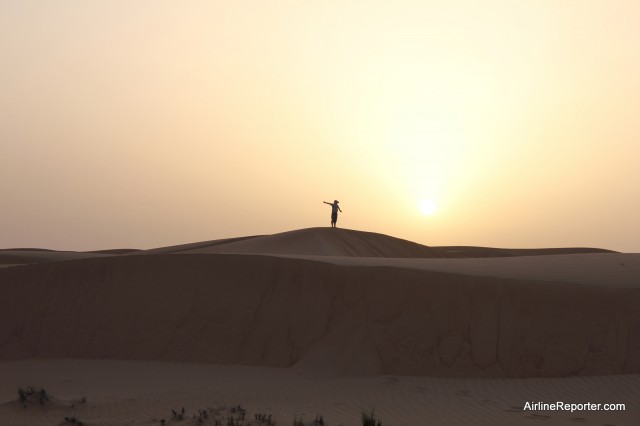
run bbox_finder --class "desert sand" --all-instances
[1,360,638,426]
[1,228,638,425]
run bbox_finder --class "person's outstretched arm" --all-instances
[323,201,330,205]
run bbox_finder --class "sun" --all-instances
[420,199,437,216]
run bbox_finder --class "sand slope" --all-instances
[142,228,616,258]
[1,251,638,378]
[150,228,446,257]
[276,253,640,287]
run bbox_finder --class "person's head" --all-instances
[334,200,339,204]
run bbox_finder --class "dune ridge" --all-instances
[151,228,445,257]
[0,249,110,265]
[273,253,640,287]
[1,228,615,264]
[140,227,616,258]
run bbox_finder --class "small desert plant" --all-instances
[64,416,85,425]
[171,407,186,420]
[313,415,324,425]
[230,405,246,415]
[226,416,243,426]
[38,388,49,405]
[193,408,210,425]
[255,413,274,425]
[18,388,27,405]
[361,409,384,426]
[18,386,49,407]
[292,417,304,426]
[225,405,246,425]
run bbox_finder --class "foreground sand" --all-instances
[1,360,638,426]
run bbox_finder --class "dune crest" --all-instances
[140,227,615,258]
[146,228,445,257]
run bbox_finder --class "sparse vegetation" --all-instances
[64,416,85,426]
[230,405,246,416]
[253,413,274,425]
[225,404,246,425]
[225,416,239,426]
[171,407,186,420]
[11,389,380,426]
[17,386,49,408]
[38,388,49,405]
[17,385,92,425]
[291,414,326,426]
[361,409,384,426]
[193,408,210,425]
[18,388,27,405]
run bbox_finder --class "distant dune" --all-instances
[434,245,617,257]
[1,228,615,264]
[0,249,110,265]
[85,248,141,255]
[169,228,447,257]
[276,253,640,287]
[140,227,616,258]
[0,228,637,379]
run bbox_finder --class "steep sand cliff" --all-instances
[1,246,638,378]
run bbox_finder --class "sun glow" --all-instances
[420,199,437,216]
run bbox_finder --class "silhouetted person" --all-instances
[323,200,342,227]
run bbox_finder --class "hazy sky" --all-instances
[2,1,639,252]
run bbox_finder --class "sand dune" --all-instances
[0,249,110,266]
[1,228,639,425]
[435,245,617,257]
[143,227,615,258]
[1,251,638,378]
[276,253,640,287]
[152,228,445,257]
[86,248,141,255]
[140,235,262,254]
[1,228,613,263]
